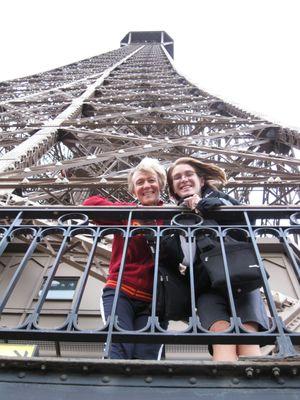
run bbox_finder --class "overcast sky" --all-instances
[1,0,300,130]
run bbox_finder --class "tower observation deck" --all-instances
[0,31,299,206]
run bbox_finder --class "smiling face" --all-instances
[132,170,161,206]
[171,163,205,199]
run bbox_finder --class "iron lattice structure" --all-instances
[0,31,299,206]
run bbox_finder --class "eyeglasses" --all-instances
[172,170,197,181]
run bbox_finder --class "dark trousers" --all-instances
[102,288,164,359]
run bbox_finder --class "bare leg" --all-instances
[210,320,237,362]
[238,322,261,357]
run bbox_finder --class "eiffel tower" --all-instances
[0,32,300,388]
[0,31,299,206]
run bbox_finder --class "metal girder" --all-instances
[0,135,298,179]
[0,38,299,205]
[0,45,143,179]
[0,358,300,400]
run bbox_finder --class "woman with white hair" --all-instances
[83,157,166,359]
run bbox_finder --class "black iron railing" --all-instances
[0,206,299,359]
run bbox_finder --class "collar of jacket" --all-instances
[201,186,217,198]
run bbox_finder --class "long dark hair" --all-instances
[167,157,227,201]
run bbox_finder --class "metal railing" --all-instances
[0,205,299,359]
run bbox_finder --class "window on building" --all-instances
[39,278,79,300]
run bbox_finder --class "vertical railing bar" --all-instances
[0,211,24,257]
[26,226,72,329]
[244,211,297,357]
[281,229,300,281]
[244,211,281,323]
[67,227,101,330]
[280,229,300,349]
[218,228,240,333]
[150,226,160,332]
[103,211,133,358]
[0,228,41,314]
[187,227,198,333]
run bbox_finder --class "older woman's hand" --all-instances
[182,194,201,210]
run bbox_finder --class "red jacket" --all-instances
[83,196,163,302]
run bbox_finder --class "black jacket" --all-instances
[159,188,241,294]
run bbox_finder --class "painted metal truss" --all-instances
[0,37,299,206]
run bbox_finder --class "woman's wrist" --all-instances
[182,194,201,210]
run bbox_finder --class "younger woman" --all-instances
[166,157,269,362]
